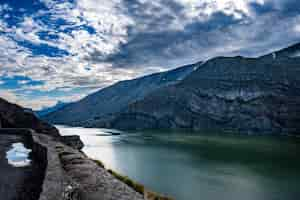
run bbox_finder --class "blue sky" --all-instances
[0,0,300,110]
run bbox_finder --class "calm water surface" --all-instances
[57,125,300,200]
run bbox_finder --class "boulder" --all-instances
[60,135,84,150]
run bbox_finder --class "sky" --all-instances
[0,0,300,110]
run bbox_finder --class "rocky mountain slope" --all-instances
[43,64,197,125]
[0,97,59,137]
[93,43,300,135]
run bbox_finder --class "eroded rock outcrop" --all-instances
[0,98,59,137]
[0,98,144,200]
[60,135,84,150]
[33,133,143,200]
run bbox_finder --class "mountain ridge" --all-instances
[43,42,300,135]
[43,63,197,125]
[85,42,300,135]
[35,101,69,117]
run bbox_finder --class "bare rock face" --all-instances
[0,98,59,137]
[96,43,300,135]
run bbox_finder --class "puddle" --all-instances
[6,143,32,167]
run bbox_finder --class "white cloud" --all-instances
[0,3,12,12]
[294,23,300,33]
[17,80,30,85]
[0,0,142,96]
[0,90,18,104]
[174,0,265,20]
[0,89,87,110]
[0,0,299,110]
[41,0,134,58]
[0,0,269,94]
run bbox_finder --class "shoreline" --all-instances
[92,159,173,200]
[56,124,300,138]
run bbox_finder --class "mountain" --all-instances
[35,101,68,117]
[42,64,197,125]
[91,43,300,135]
[0,97,59,136]
[269,42,300,58]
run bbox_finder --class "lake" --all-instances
[57,125,300,200]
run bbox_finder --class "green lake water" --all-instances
[57,126,300,200]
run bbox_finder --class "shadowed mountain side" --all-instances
[43,64,197,125]
[91,43,300,135]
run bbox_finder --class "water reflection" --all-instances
[57,125,300,200]
[6,143,31,167]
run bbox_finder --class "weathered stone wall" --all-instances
[31,133,70,200]
[0,129,144,200]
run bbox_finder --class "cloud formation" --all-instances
[0,0,299,109]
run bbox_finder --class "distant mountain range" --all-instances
[43,43,300,135]
[42,63,196,125]
[35,101,69,117]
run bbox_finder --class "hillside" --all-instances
[43,64,197,125]
[92,43,300,135]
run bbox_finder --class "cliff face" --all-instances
[0,98,59,137]
[95,44,300,135]
[43,64,196,126]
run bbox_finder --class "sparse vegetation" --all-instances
[107,169,145,194]
[144,190,174,200]
[92,159,105,168]
[93,159,173,200]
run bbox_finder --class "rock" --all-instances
[0,98,144,200]
[0,97,60,137]
[33,133,144,200]
[61,135,84,150]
